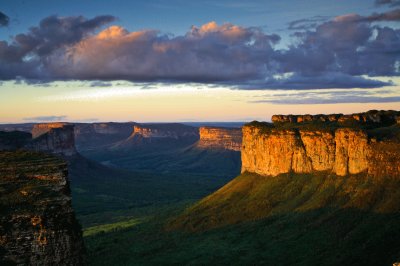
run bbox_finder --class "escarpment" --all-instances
[130,124,199,139]
[271,110,400,125]
[28,124,77,156]
[0,124,77,156]
[196,127,242,151]
[116,123,199,148]
[0,151,85,265]
[242,110,400,177]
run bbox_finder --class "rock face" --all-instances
[28,124,77,156]
[122,123,199,145]
[31,123,69,138]
[131,124,198,139]
[196,127,242,151]
[0,151,85,265]
[272,110,400,125]
[242,114,400,177]
[74,122,136,150]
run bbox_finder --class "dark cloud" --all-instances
[90,80,113,87]
[288,16,329,30]
[250,90,400,104]
[375,0,400,7]
[23,115,68,122]
[0,11,9,27]
[0,11,399,90]
[0,15,115,79]
[236,72,392,90]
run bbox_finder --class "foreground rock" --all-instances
[0,151,85,265]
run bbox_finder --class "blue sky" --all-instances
[0,0,399,122]
[0,0,385,41]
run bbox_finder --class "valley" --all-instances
[1,110,400,265]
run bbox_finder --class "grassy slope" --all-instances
[84,172,400,266]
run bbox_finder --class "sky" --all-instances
[0,0,399,123]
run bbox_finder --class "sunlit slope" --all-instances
[171,172,400,231]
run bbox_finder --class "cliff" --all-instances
[242,112,400,177]
[196,127,242,151]
[28,124,77,156]
[117,123,199,148]
[0,150,85,265]
[74,122,136,150]
[31,123,70,138]
[130,124,199,139]
[271,110,400,125]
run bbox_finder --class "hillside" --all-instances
[85,171,400,266]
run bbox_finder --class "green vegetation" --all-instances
[80,144,241,178]
[68,155,233,228]
[83,172,400,266]
[83,217,143,237]
[247,117,400,142]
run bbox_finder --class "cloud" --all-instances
[0,15,115,79]
[90,80,113,87]
[236,72,392,90]
[23,115,68,122]
[0,11,399,90]
[288,16,329,30]
[250,89,400,104]
[0,11,9,27]
[375,0,400,7]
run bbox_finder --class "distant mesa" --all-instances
[196,126,242,151]
[0,123,77,157]
[28,123,77,156]
[131,124,198,139]
[31,122,70,138]
[114,123,199,148]
[73,122,136,150]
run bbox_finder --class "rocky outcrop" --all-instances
[74,122,136,150]
[272,110,400,125]
[31,123,69,138]
[121,123,199,145]
[196,127,242,151]
[0,151,85,265]
[130,124,198,139]
[242,112,400,177]
[28,124,77,156]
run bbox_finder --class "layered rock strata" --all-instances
[28,124,77,156]
[242,124,399,177]
[272,110,400,125]
[0,151,85,265]
[130,124,199,139]
[196,127,242,151]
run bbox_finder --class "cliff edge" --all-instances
[242,110,400,177]
[0,151,85,265]
[196,127,242,151]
